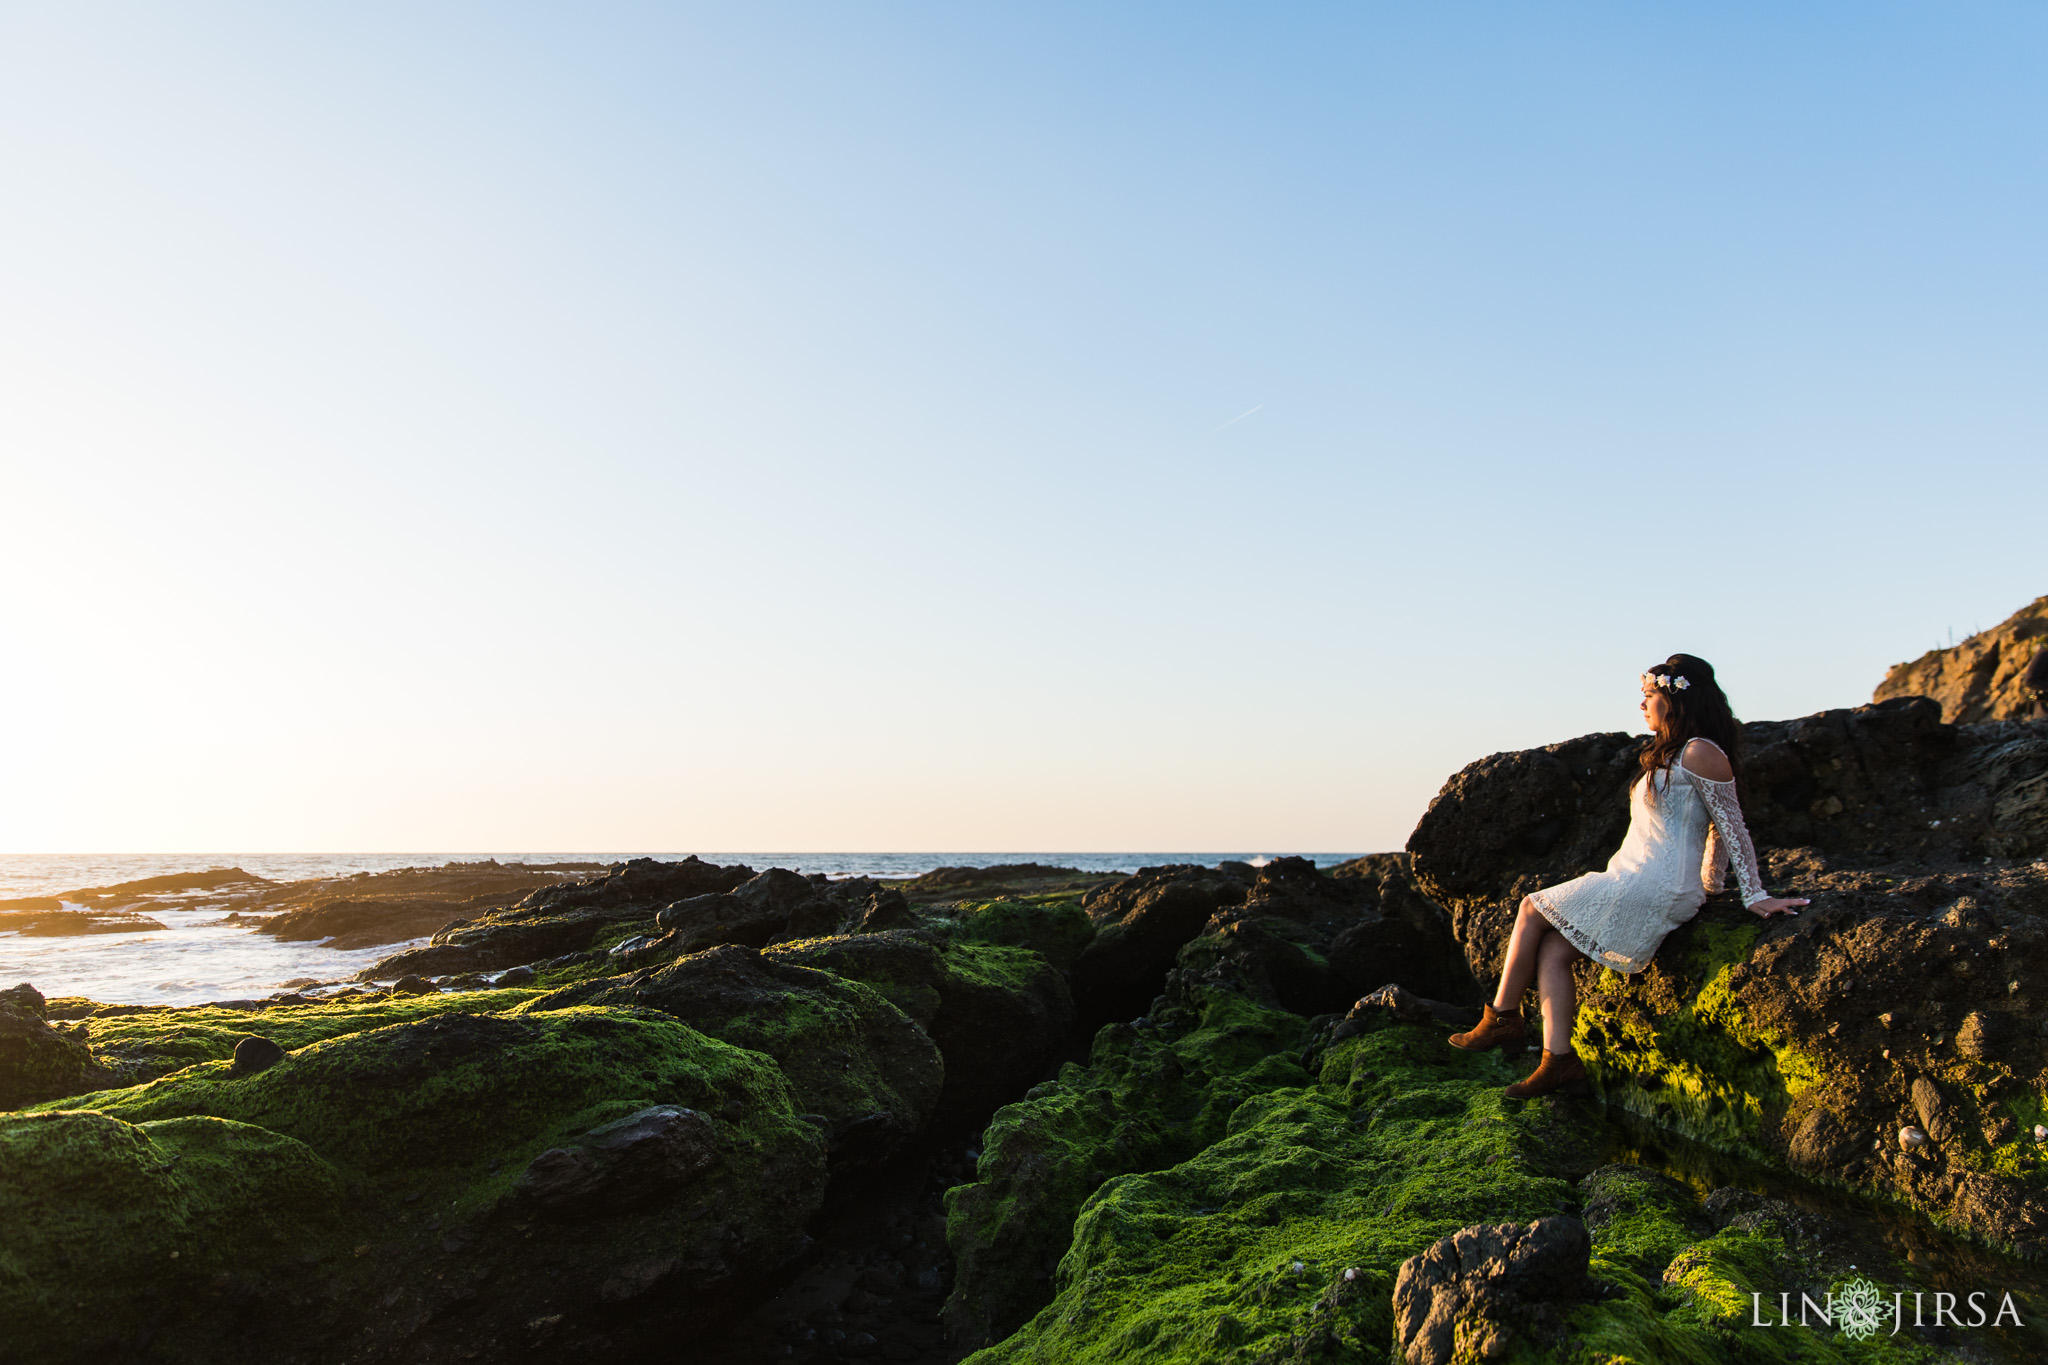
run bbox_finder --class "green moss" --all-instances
[944,989,1311,1349]
[520,954,945,1138]
[967,1022,1578,1365]
[47,1006,798,1172]
[0,1110,350,1363]
[963,1008,1970,1365]
[6,1004,832,1363]
[1575,925,1816,1158]
[946,897,1096,969]
[945,941,1065,996]
[765,932,947,1024]
[78,988,544,1081]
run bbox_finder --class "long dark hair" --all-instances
[1639,653,1742,794]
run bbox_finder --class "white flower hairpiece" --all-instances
[1641,672,1691,691]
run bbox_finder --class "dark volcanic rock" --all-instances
[772,929,1076,1122]
[1391,1216,1591,1365]
[1068,863,1251,1030]
[902,863,1089,896]
[1175,856,1480,1016]
[924,943,1073,1122]
[365,855,754,978]
[230,1036,286,1075]
[515,1105,719,1215]
[856,889,915,933]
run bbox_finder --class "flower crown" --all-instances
[1643,672,1691,692]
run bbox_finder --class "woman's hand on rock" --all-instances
[1749,897,1809,918]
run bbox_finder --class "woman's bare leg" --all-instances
[1536,931,1583,1052]
[1491,897,1551,1011]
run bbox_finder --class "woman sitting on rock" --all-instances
[1448,655,1808,1097]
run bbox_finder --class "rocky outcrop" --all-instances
[366,856,756,977]
[1391,1216,1591,1365]
[1406,697,2048,1252]
[1876,594,2048,724]
[0,905,169,935]
[253,859,608,949]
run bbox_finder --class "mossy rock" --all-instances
[0,987,100,1109]
[767,930,949,1025]
[928,943,1075,1121]
[968,1022,1584,1365]
[946,896,1097,970]
[74,987,544,1088]
[945,990,1311,1350]
[9,1006,827,1363]
[0,1111,350,1364]
[523,946,944,1168]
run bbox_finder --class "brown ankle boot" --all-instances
[1448,1004,1527,1056]
[1504,1048,1590,1099]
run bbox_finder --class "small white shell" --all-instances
[2034,1124,2047,1143]
[1900,1125,1928,1151]
[1343,1267,1358,1282]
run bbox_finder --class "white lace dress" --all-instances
[1530,741,1770,974]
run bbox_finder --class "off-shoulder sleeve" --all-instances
[1678,756,1769,907]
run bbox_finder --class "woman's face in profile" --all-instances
[1640,678,1670,734]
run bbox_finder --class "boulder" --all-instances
[229,1035,286,1075]
[0,982,100,1109]
[1391,1217,1591,1365]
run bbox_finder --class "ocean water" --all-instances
[0,852,1361,1006]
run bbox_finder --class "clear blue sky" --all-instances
[3,4,2042,853]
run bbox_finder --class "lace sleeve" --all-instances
[1687,769,1769,907]
[1701,823,1730,894]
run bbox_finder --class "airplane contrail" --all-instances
[1217,403,1264,431]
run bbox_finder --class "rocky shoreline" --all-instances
[7,608,2048,1362]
